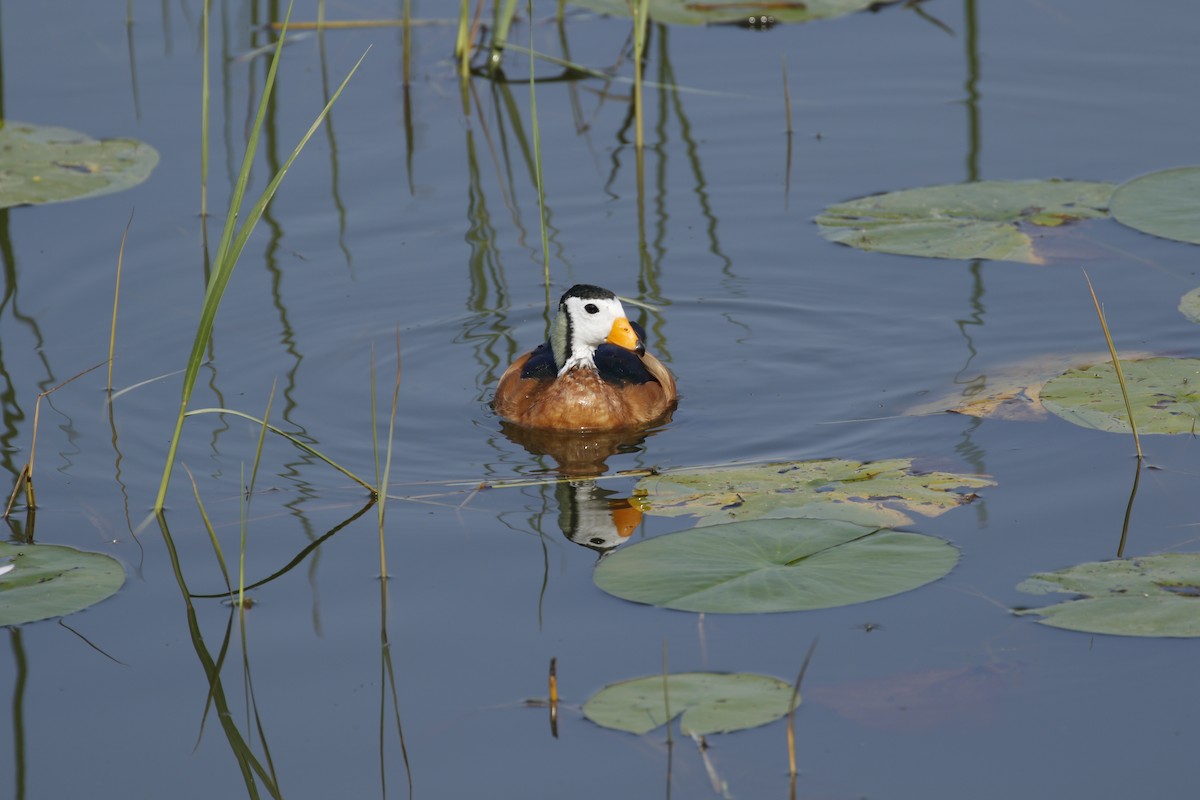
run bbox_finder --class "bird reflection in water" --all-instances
[497,419,672,554]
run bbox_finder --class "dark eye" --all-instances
[584,303,599,314]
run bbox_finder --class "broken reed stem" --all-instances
[786,638,818,779]
[782,56,793,135]
[108,212,134,393]
[1082,270,1143,459]
[4,362,107,518]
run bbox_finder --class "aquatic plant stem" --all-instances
[241,383,276,607]
[786,638,817,780]
[456,0,471,79]
[528,0,550,288]
[201,0,210,218]
[374,330,403,580]
[631,0,649,153]
[1083,270,1143,459]
[108,211,134,393]
[781,56,793,135]
[402,0,411,87]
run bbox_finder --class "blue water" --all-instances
[3,1,1200,798]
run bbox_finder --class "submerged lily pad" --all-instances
[1179,287,1200,324]
[816,180,1115,263]
[1016,554,1200,637]
[1041,357,1200,434]
[583,672,799,735]
[1110,167,1200,245]
[593,517,958,613]
[0,542,125,626]
[0,122,159,208]
[904,350,1156,421]
[634,458,993,529]
[808,660,1022,732]
[571,0,897,26]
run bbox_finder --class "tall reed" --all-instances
[1083,270,1143,459]
[528,0,550,288]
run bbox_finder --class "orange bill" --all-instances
[606,317,644,354]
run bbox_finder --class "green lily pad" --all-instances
[583,672,799,735]
[1110,167,1200,245]
[571,0,897,26]
[1016,554,1200,637]
[634,458,993,529]
[1179,287,1200,324]
[0,122,159,208]
[0,542,125,625]
[816,180,1115,263]
[593,518,958,613]
[1041,357,1200,434]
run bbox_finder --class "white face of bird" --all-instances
[551,286,641,374]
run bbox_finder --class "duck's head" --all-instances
[550,284,644,376]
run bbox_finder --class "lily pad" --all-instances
[634,458,993,529]
[1110,167,1200,245]
[571,0,898,26]
[583,672,799,735]
[1016,554,1200,637]
[904,350,1156,421]
[816,179,1115,263]
[1040,357,1200,434]
[1179,287,1200,324]
[593,517,958,613]
[0,122,159,208]
[0,541,125,626]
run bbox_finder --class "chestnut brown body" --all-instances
[493,350,676,431]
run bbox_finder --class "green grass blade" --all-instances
[186,407,374,494]
[185,465,233,597]
[1083,270,1143,459]
[376,331,403,579]
[155,1,296,512]
[154,13,369,511]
